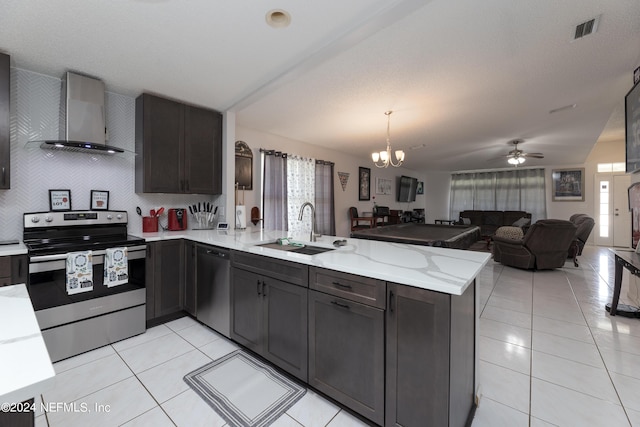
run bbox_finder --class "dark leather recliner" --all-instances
[568,214,595,257]
[493,219,577,270]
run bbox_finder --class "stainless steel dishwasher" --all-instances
[196,245,231,338]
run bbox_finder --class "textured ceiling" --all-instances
[1,0,639,171]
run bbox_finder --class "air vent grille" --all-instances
[574,16,600,40]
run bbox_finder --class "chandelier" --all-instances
[372,111,405,168]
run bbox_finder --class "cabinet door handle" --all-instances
[389,291,395,312]
[256,280,262,296]
[331,300,350,310]
[1,167,5,185]
[262,281,267,298]
[332,281,352,289]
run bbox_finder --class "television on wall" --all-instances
[625,81,640,173]
[398,175,417,202]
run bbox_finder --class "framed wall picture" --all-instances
[416,181,424,195]
[49,189,72,211]
[90,190,110,210]
[359,167,371,201]
[552,169,585,201]
[375,177,392,195]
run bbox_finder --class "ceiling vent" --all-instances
[574,16,600,40]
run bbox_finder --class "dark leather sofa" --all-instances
[458,210,532,237]
[493,219,577,270]
[567,214,595,258]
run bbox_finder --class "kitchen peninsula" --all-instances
[141,228,490,427]
[0,283,55,427]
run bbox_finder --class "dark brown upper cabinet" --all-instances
[135,93,222,194]
[0,53,10,189]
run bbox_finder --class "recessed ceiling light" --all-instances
[266,9,291,29]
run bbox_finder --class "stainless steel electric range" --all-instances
[23,210,147,362]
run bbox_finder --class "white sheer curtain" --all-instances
[315,160,335,236]
[262,151,288,231]
[450,168,546,222]
[287,156,315,235]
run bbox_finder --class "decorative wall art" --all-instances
[359,167,371,201]
[375,177,392,195]
[90,190,110,210]
[337,172,350,191]
[49,189,72,211]
[416,181,424,195]
[235,141,253,190]
[551,169,585,201]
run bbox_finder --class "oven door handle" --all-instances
[29,245,147,273]
[29,245,147,263]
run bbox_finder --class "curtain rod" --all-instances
[259,148,333,165]
[452,166,545,175]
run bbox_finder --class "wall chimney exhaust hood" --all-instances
[30,72,127,155]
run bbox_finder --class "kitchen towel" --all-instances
[66,251,93,295]
[104,247,128,287]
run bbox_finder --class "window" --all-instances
[261,150,335,236]
[450,168,546,221]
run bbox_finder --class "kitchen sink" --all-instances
[256,242,335,255]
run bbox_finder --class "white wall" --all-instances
[235,126,429,237]
[0,68,221,241]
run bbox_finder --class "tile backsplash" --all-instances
[0,68,220,240]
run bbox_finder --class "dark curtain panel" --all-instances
[315,160,335,235]
[262,150,288,231]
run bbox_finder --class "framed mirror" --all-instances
[235,140,253,190]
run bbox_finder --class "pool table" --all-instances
[351,222,481,249]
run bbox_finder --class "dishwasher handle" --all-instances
[205,249,229,258]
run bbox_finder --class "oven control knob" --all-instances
[44,215,53,223]
[116,214,123,220]
[31,216,40,223]
[106,214,113,220]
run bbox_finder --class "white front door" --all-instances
[613,174,631,247]
[595,173,631,247]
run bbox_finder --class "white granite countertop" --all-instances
[0,242,27,257]
[137,228,491,295]
[0,284,55,404]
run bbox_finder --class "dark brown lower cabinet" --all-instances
[231,267,308,381]
[386,281,476,427]
[183,241,197,316]
[146,240,185,322]
[0,399,34,427]
[0,255,28,287]
[308,290,384,425]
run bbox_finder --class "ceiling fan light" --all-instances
[508,157,519,165]
[517,157,525,164]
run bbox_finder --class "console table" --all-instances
[607,249,640,317]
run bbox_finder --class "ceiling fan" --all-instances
[503,139,544,165]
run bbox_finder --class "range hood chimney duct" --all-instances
[36,72,124,154]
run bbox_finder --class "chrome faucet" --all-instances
[298,202,318,242]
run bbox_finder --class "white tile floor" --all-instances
[31,245,640,427]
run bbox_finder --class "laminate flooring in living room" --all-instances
[31,246,640,427]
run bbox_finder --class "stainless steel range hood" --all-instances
[35,72,124,154]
